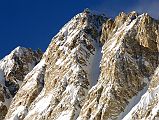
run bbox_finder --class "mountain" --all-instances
[1,9,159,120]
[0,47,42,120]
[77,11,159,120]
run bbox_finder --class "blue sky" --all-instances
[0,0,159,58]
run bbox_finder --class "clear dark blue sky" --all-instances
[0,0,158,58]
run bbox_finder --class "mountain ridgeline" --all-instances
[0,9,159,120]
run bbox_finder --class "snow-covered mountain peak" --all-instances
[53,9,107,43]
[10,46,31,57]
[2,10,159,120]
[0,47,42,120]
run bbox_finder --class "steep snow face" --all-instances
[89,43,102,87]
[0,46,42,120]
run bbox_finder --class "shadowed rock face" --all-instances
[0,47,42,120]
[3,10,159,120]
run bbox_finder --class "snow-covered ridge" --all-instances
[0,46,37,75]
[0,46,42,120]
[5,59,46,120]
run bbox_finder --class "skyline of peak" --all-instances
[0,0,159,59]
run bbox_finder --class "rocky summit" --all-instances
[0,9,159,120]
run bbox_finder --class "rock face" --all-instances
[123,66,159,120]
[2,9,159,120]
[0,47,42,120]
[77,12,159,120]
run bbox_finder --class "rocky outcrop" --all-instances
[3,10,159,120]
[0,47,42,119]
